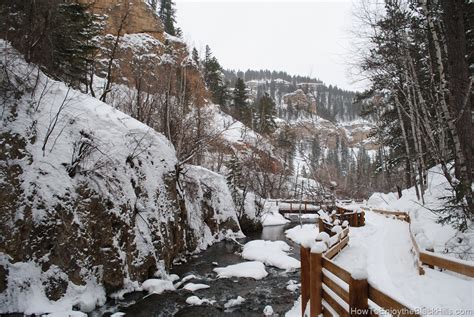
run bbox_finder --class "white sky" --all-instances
[175,0,366,91]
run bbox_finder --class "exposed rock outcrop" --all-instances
[283,89,317,115]
[79,0,164,39]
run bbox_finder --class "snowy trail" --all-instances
[334,211,474,312]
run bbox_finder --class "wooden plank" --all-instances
[349,276,369,316]
[322,258,351,284]
[322,307,333,317]
[419,251,474,277]
[323,273,349,303]
[319,218,325,234]
[300,246,311,316]
[310,251,323,316]
[325,236,349,259]
[322,288,349,317]
[368,285,419,317]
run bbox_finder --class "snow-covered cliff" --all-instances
[0,41,242,314]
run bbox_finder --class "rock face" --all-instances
[278,88,377,151]
[0,43,241,313]
[79,0,164,39]
[283,89,317,115]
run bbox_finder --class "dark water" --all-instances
[95,223,303,317]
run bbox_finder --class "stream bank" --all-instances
[96,223,303,316]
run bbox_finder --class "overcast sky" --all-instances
[174,0,366,91]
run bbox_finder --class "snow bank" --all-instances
[141,279,175,294]
[285,224,319,245]
[213,261,268,280]
[261,201,290,226]
[367,192,398,209]
[242,240,300,270]
[0,260,105,315]
[182,283,210,292]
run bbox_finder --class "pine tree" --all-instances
[203,45,228,106]
[226,155,243,207]
[0,1,99,89]
[52,3,99,88]
[232,78,252,126]
[255,93,276,135]
[159,0,176,36]
[192,47,200,66]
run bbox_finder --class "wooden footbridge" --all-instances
[277,200,365,228]
[276,200,327,214]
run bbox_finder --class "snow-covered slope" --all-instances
[0,41,242,314]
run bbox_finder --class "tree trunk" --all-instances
[441,0,473,215]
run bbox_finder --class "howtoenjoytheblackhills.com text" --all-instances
[350,307,474,316]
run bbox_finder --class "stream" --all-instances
[95,223,303,316]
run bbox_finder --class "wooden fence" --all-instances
[365,207,410,222]
[300,228,420,317]
[363,208,474,278]
[334,206,365,227]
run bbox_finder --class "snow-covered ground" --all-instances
[368,165,473,261]
[334,210,474,313]
[284,165,474,316]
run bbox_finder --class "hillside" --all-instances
[222,70,380,198]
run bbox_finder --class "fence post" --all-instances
[300,245,311,316]
[310,245,324,317]
[360,212,365,226]
[349,270,369,317]
[318,217,324,234]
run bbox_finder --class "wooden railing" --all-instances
[334,207,365,227]
[300,228,420,317]
[317,208,365,236]
[364,207,410,222]
[362,207,474,278]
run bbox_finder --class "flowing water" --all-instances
[96,223,304,316]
